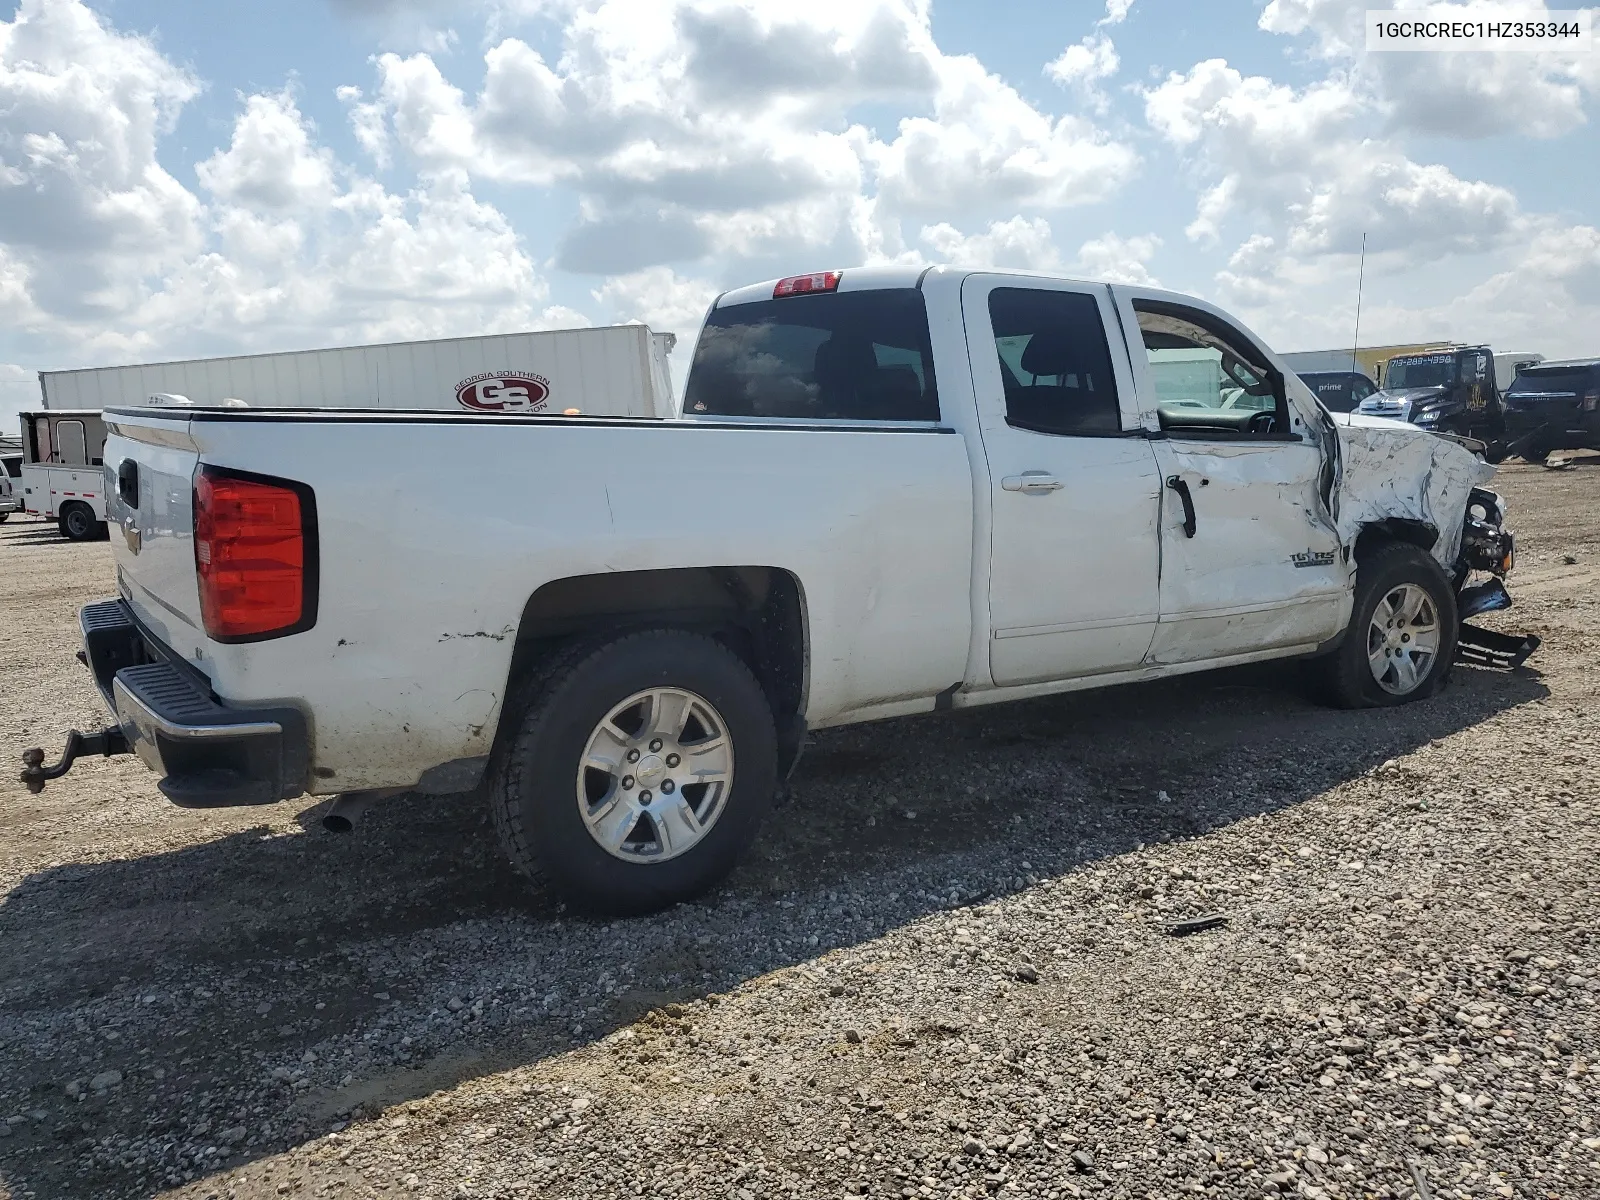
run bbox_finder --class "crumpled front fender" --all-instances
[1331,413,1496,570]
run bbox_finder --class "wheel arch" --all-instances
[498,565,810,772]
[1353,517,1439,565]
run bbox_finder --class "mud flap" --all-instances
[1454,578,1539,670]
[1457,624,1540,670]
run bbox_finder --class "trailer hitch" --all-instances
[19,728,131,794]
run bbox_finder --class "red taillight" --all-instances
[772,270,842,298]
[194,467,316,641]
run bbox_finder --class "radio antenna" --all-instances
[1350,231,1367,376]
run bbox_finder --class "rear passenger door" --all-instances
[960,275,1163,686]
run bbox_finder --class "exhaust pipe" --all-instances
[321,788,404,833]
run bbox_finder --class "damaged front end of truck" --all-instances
[1452,487,1540,669]
[1332,413,1540,673]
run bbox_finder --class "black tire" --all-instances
[487,629,777,915]
[58,503,96,541]
[1313,542,1459,709]
[0,511,9,523]
[1522,446,1549,465]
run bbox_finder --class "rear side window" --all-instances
[988,288,1121,435]
[685,289,939,421]
[2,458,19,479]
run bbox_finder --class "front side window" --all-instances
[685,288,938,421]
[1134,304,1288,438]
[987,288,1122,435]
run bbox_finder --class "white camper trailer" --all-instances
[37,324,679,418]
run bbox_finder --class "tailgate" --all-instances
[103,412,207,663]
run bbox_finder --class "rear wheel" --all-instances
[58,503,96,541]
[1313,542,1459,709]
[0,512,9,523]
[1522,446,1550,464]
[487,629,777,914]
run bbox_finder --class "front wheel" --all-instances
[1313,542,1459,709]
[487,629,777,914]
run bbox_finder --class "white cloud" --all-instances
[1,362,38,436]
[0,6,564,370]
[0,0,204,318]
[1101,0,1135,24]
[337,85,393,168]
[1259,0,1596,140]
[592,266,719,338]
[1045,32,1119,112]
[1144,59,1524,265]
[919,216,1063,270]
[1073,231,1161,285]
[197,90,339,212]
[356,0,1138,273]
[1046,33,1118,89]
[915,219,1161,286]
[1137,49,1600,358]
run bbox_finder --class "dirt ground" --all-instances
[0,461,1596,1200]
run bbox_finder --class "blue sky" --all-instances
[2,0,1597,426]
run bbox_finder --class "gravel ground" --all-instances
[0,460,1596,1200]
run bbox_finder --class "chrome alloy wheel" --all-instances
[575,687,734,863]
[1366,583,1442,696]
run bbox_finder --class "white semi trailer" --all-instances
[37,324,679,417]
[22,323,681,540]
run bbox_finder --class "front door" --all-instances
[1110,288,1347,665]
[962,275,1162,686]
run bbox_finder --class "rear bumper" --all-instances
[1502,411,1598,444]
[80,599,310,807]
[0,495,20,514]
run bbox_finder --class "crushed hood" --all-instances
[1330,412,1496,567]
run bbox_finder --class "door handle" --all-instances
[116,459,139,507]
[1001,472,1063,494]
[1166,475,1197,538]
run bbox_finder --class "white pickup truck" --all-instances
[22,267,1537,913]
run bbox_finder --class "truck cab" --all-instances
[1356,346,1507,448]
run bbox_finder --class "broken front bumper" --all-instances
[1451,488,1540,670]
[21,600,310,806]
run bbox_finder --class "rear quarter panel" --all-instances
[175,414,976,793]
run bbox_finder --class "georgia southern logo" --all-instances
[455,372,552,413]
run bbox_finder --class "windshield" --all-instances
[1509,368,1594,396]
[1297,372,1374,413]
[1384,353,1458,390]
